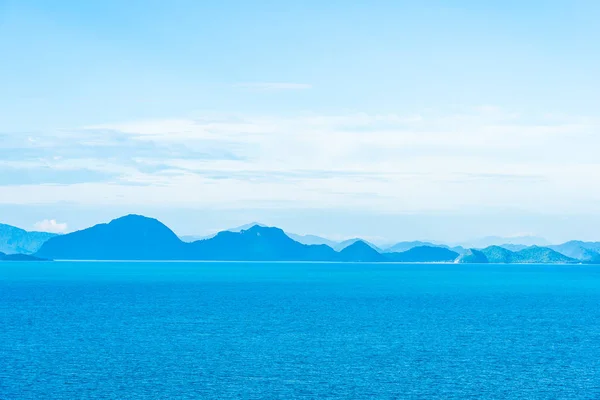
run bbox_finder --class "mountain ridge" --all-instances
[20,214,600,264]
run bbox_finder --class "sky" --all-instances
[1,0,599,244]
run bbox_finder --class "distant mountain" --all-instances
[457,245,579,264]
[338,241,386,262]
[335,238,382,252]
[287,233,339,248]
[448,245,468,255]
[497,244,530,252]
[385,241,437,253]
[36,215,187,260]
[0,223,57,254]
[188,225,338,261]
[180,222,268,242]
[461,235,550,249]
[386,246,459,262]
[549,241,600,262]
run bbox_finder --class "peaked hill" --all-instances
[480,246,516,263]
[338,241,386,262]
[335,238,382,252]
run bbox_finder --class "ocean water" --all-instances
[1,262,600,399]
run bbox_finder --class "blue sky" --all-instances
[1,0,599,243]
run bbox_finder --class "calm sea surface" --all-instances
[1,261,600,399]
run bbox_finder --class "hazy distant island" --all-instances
[1,214,599,264]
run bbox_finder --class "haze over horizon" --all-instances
[1,1,599,243]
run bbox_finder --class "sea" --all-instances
[1,261,600,399]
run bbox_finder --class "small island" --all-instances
[0,252,50,262]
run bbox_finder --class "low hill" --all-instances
[386,246,459,262]
[0,224,57,254]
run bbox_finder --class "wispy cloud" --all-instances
[234,82,312,90]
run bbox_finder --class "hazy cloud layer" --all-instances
[1,107,599,215]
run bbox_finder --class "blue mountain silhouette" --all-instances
[36,215,339,261]
[33,214,599,263]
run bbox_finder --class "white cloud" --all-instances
[33,219,68,233]
[234,82,312,90]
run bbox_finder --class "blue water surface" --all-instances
[1,262,600,399]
